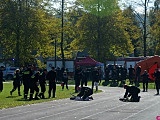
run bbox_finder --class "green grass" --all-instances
[2,79,153,109]
[0,81,101,109]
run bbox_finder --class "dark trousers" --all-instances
[24,84,29,99]
[30,85,39,99]
[75,79,80,92]
[143,81,148,91]
[0,82,3,92]
[48,82,56,98]
[155,81,160,94]
[81,79,87,87]
[11,83,21,95]
[131,93,139,102]
[62,80,68,90]
[40,84,46,93]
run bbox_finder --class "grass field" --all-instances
[0,79,156,109]
[0,80,101,109]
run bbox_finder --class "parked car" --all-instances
[3,67,18,80]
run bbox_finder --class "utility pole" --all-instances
[143,0,147,57]
[61,0,65,68]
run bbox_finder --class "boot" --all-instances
[18,91,22,96]
[48,92,51,98]
[38,93,42,98]
[35,93,39,100]
[10,91,12,96]
[41,93,45,99]
[24,94,28,100]
[29,94,33,101]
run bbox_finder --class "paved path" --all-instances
[0,86,160,120]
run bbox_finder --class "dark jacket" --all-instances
[124,86,140,98]
[47,70,56,84]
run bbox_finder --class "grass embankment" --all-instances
[0,80,101,109]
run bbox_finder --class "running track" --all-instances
[0,86,160,120]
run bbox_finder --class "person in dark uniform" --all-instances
[128,65,135,85]
[77,87,93,100]
[111,66,117,85]
[141,70,149,92]
[153,68,160,95]
[61,70,69,90]
[22,65,33,100]
[105,65,110,82]
[74,65,82,93]
[92,67,100,91]
[0,66,4,92]
[47,67,57,98]
[39,69,47,99]
[56,67,62,83]
[29,71,40,100]
[10,69,22,96]
[135,65,141,86]
[123,84,140,102]
[120,66,127,85]
[81,67,88,87]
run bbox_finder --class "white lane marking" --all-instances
[0,94,122,119]
[122,101,160,120]
[79,103,130,120]
[35,101,129,120]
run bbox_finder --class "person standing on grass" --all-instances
[39,69,47,99]
[141,70,149,92]
[135,65,141,87]
[29,71,40,100]
[47,67,57,98]
[22,65,33,100]
[10,69,22,96]
[128,65,135,85]
[74,65,82,93]
[81,67,88,87]
[92,67,100,91]
[0,66,4,92]
[61,70,69,90]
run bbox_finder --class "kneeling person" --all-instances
[123,84,140,102]
[71,87,93,101]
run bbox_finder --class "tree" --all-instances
[121,0,155,57]
[122,6,142,57]
[74,9,134,62]
[0,0,60,67]
[149,0,160,54]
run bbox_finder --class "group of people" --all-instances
[74,65,103,93]
[0,65,70,100]
[1,63,160,102]
[104,64,145,87]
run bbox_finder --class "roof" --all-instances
[75,56,102,66]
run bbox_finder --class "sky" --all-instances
[52,0,156,14]
[119,0,155,13]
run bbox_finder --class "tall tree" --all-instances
[122,6,142,57]
[0,0,59,66]
[74,10,134,62]
[149,0,160,54]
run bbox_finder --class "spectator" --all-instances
[10,69,22,96]
[47,67,57,98]
[61,70,69,90]
[0,66,4,92]
[141,70,149,92]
